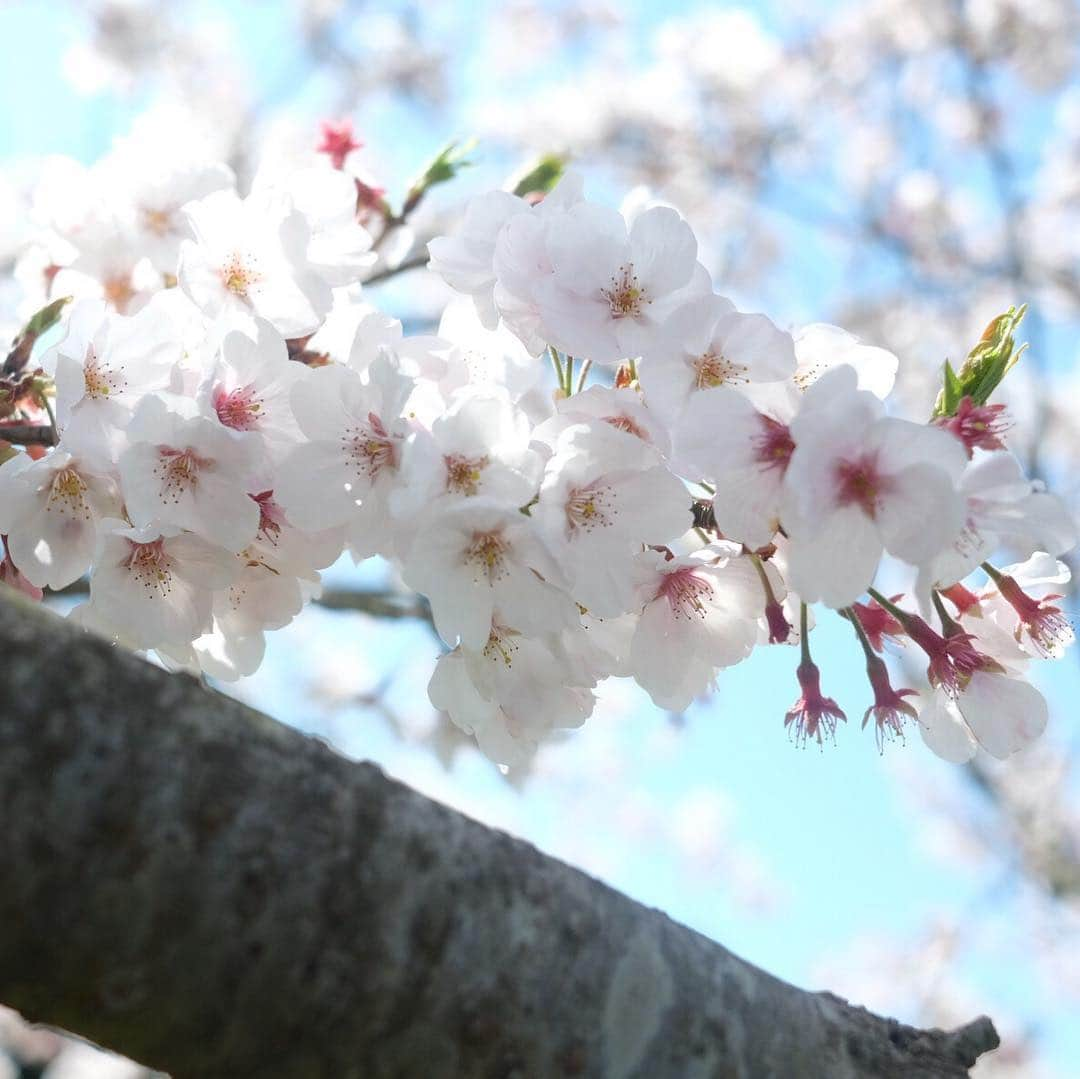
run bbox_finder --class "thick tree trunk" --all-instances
[0,592,999,1077]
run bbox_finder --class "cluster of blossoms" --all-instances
[1,122,1076,768]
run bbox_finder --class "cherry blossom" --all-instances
[534,202,707,365]
[783,366,967,607]
[640,293,795,425]
[628,546,760,711]
[0,120,1074,771]
[48,297,179,465]
[119,393,261,553]
[178,187,331,338]
[402,498,577,650]
[84,521,236,652]
[273,354,412,558]
[0,449,117,589]
[533,421,691,616]
[427,190,529,329]
[919,673,1049,764]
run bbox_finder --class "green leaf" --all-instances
[402,138,478,216]
[932,360,963,418]
[25,296,72,339]
[511,153,568,198]
[3,296,72,377]
[932,304,1028,418]
[958,304,1027,407]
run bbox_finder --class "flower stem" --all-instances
[866,587,910,627]
[844,605,876,662]
[548,345,565,392]
[930,589,962,635]
[799,602,811,665]
[575,358,592,395]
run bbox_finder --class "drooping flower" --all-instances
[784,659,847,747]
[861,655,919,751]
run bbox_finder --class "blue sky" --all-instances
[3,1,1079,1072]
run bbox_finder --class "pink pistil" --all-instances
[213,383,262,431]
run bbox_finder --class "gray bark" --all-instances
[0,591,999,1077]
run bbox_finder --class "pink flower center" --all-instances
[601,264,648,319]
[935,396,1010,458]
[996,574,1073,657]
[221,254,261,298]
[785,661,846,747]
[566,483,615,533]
[658,565,713,620]
[834,452,887,517]
[465,528,509,583]
[155,446,211,502]
[214,383,264,431]
[752,415,795,474]
[83,345,125,400]
[344,412,397,482]
[444,453,488,496]
[693,351,747,389]
[123,538,173,597]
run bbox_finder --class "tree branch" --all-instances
[0,592,999,1077]
[363,251,430,287]
[0,423,57,447]
[48,579,434,625]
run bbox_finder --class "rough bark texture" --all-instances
[0,592,999,1077]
